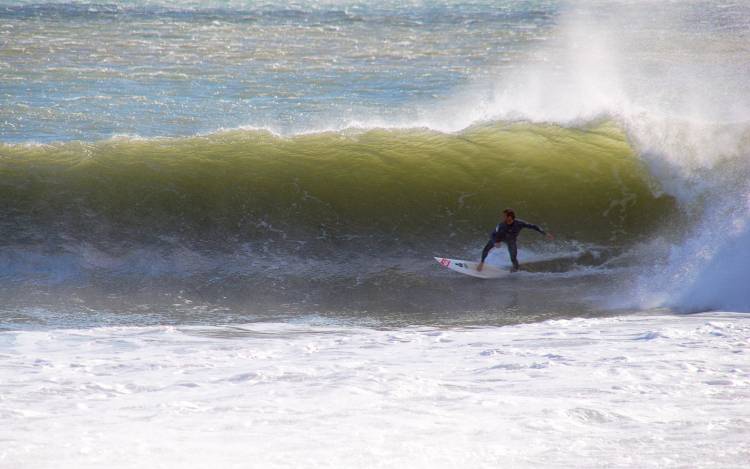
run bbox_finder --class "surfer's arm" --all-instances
[523,221,555,240]
[521,221,546,235]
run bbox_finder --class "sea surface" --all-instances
[1,0,749,466]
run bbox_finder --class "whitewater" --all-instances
[2,314,749,468]
[1,0,749,466]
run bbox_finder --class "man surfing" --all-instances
[477,208,554,272]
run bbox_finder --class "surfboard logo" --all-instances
[439,258,451,267]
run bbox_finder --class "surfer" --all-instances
[477,208,553,272]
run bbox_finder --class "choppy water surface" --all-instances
[1,1,560,141]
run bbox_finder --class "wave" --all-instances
[3,1,750,313]
[0,121,675,258]
[0,119,747,315]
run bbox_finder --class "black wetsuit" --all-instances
[480,219,546,269]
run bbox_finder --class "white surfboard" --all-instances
[434,257,510,279]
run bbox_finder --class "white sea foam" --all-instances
[1,313,747,468]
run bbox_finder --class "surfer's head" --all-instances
[503,208,515,224]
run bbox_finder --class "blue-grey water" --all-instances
[2,1,561,142]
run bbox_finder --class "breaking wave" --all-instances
[0,121,674,256]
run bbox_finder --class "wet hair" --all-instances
[503,208,516,220]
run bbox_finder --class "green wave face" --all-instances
[0,122,676,253]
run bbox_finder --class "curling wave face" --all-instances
[0,120,683,320]
[0,121,674,256]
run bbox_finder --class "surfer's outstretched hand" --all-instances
[546,233,555,241]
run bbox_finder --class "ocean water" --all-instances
[1,0,749,466]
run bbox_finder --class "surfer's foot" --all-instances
[510,266,519,273]
[477,262,484,272]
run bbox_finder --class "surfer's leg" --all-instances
[478,239,495,271]
[480,240,494,262]
[507,240,519,271]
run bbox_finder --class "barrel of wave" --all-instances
[0,121,676,253]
